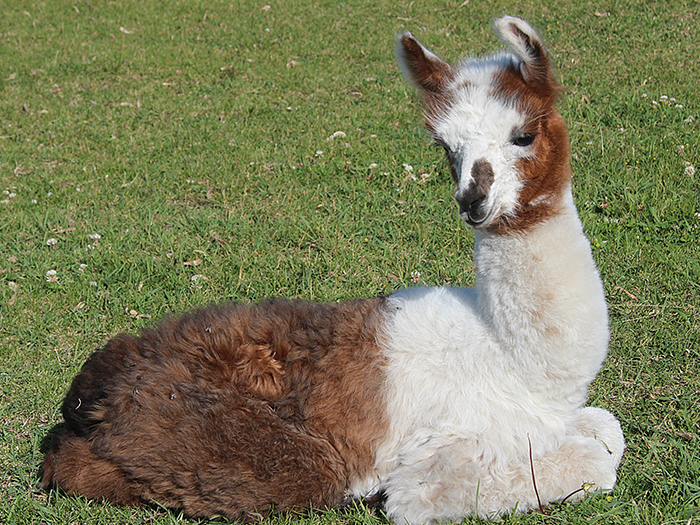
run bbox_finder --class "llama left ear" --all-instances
[396,32,453,94]
[494,16,552,87]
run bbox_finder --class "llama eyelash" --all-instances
[511,133,536,147]
[41,16,624,524]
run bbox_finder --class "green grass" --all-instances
[1,0,698,524]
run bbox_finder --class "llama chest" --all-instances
[364,289,563,482]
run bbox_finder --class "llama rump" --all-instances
[41,16,624,523]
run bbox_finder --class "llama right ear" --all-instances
[493,16,553,88]
[396,32,453,94]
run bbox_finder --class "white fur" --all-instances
[430,66,530,226]
[348,17,625,523]
[494,16,542,70]
[356,199,622,522]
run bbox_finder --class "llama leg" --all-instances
[382,431,620,523]
[41,430,140,505]
[382,436,482,524]
[516,434,618,509]
[499,408,624,512]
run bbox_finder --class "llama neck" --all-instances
[474,188,609,397]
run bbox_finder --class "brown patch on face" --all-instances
[424,90,455,136]
[488,65,571,234]
[455,159,495,225]
[493,53,562,108]
[42,298,389,520]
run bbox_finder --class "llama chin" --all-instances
[41,16,624,524]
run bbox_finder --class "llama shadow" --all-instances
[37,422,68,486]
[39,423,66,456]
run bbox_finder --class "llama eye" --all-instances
[512,134,536,147]
[434,140,456,161]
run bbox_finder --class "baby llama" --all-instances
[41,16,624,523]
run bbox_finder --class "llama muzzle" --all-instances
[455,158,494,225]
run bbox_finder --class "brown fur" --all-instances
[397,32,454,94]
[492,65,571,234]
[41,297,388,520]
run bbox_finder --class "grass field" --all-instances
[1,0,698,524]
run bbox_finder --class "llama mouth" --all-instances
[460,195,490,226]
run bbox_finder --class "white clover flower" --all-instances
[46,270,57,282]
[79,263,88,272]
[89,281,97,286]
[326,131,346,141]
[685,116,695,123]
[46,238,58,247]
[31,199,37,204]
[190,274,207,291]
[411,270,421,283]
[369,163,379,169]
[315,150,324,157]
[87,233,101,240]
[685,166,695,176]
[8,192,16,198]
[403,163,414,172]
[675,104,684,109]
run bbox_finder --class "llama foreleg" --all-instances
[382,424,622,524]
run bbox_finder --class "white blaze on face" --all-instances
[429,61,537,227]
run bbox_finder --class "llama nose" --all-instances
[455,159,494,225]
[456,190,488,224]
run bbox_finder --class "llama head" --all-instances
[397,16,571,233]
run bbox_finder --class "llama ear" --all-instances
[396,32,453,94]
[494,16,552,86]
